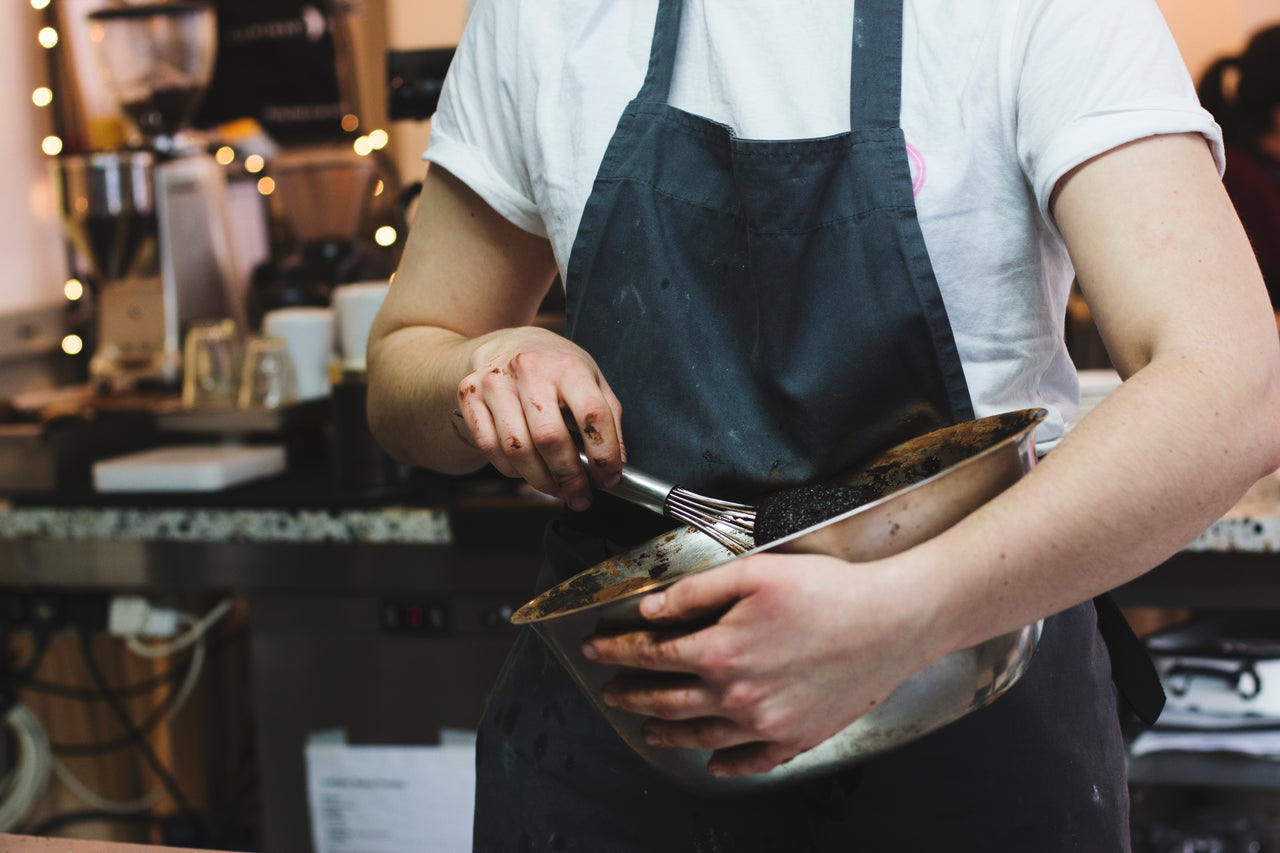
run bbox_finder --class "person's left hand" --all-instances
[581,551,947,778]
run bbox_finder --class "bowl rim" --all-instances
[512,407,1048,625]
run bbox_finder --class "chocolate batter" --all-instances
[752,482,884,546]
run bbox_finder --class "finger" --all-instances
[638,560,760,623]
[639,717,762,752]
[481,377,563,496]
[515,387,593,511]
[595,373,627,463]
[458,372,520,478]
[582,626,708,675]
[706,741,800,779]
[456,384,503,461]
[600,674,718,721]
[560,383,624,488]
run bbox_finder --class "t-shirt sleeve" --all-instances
[422,0,547,237]
[1012,0,1224,233]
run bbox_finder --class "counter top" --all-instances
[0,465,562,547]
[1183,469,1280,553]
[0,503,452,544]
[0,469,1278,550]
[0,835,225,853]
[0,467,1273,604]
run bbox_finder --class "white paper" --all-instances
[305,733,476,853]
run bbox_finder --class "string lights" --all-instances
[28,0,400,342]
[352,130,395,243]
[28,0,85,355]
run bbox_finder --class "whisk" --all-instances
[450,410,757,552]
[579,451,757,554]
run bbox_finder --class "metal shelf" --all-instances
[1129,749,1280,791]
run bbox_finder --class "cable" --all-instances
[0,704,53,831]
[51,597,234,823]
[6,631,52,682]
[53,632,206,814]
[50,652,195,757]
[76,630,203,833]
[23,624,242,701]
[26,808,179,837]
[124,598,235,659]
[27,668,182,701]
[49,598,236,756]
[53,761,166,816]
[5,597,234,834]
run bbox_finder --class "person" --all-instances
[366,0,1280,849]
[1199,24,1280,316]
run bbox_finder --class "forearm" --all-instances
[366,324,497,473]
[364,165,561,475]
[905,133,1280,663]
[916,347,1280,660]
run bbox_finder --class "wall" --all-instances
[384,0,470,185]
[7,0,1277,317]
[1,2,73,313]
[1155,0,1280,82]
[380,1,1280,178]
[0,0,474,317]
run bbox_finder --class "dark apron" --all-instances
[473,0,1130,849]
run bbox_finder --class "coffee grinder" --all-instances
[247,145,394,330]
[52,1,237,389]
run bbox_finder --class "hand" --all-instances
[455,326,624,510]
[581,552,946,778]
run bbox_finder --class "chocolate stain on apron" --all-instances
[472,0,1130,849]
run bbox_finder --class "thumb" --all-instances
[640,559,757,624]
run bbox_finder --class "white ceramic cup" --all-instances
[332,281,390,367]
[261,306,335,400]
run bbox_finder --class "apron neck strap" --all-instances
[849,0,904,129]
[636,0,684,104]
[637,0,904,125]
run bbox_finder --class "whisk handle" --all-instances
[578,451,671,517]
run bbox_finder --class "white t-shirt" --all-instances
[424,0,1222,451]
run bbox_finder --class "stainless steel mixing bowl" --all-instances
[511,408,1048,794]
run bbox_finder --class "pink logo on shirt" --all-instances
[906,141,925,196]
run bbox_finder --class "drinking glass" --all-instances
[237,336,298,409]
[181,318,239,408]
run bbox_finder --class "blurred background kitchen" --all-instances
[0,1,1278,852]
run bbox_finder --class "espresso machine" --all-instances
[51,1,236,389]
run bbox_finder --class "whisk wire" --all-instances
[665,488,757,555]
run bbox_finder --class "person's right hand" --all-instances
[455,326,624,511]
